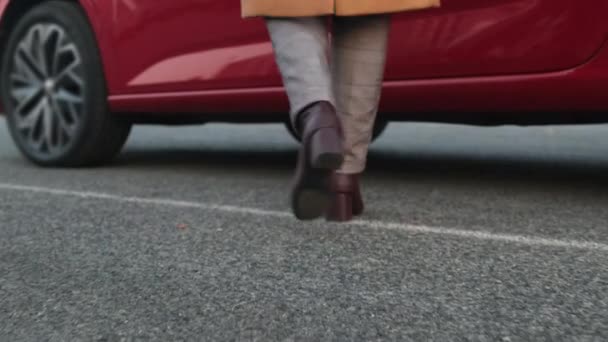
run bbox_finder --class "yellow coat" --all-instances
[242,0,440,17]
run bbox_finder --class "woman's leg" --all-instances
[332,15,390,174]
[265,17,334,126]
[266,17,344,220]
[325,15,390,222]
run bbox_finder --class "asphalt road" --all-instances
[0,117,607,341]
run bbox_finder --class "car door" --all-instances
[386,0,608,80]
[108,0,279,95]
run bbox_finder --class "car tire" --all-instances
[0,1,131,167]
[286,119,389,143]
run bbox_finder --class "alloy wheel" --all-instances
[8,23,85,158]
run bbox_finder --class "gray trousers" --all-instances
[266,16,390,174]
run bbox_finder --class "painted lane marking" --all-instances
[0,182,607,252]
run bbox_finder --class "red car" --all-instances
[1,0,608,166]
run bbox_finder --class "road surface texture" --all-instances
[0,117,607,341]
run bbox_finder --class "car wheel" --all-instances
[0,1,131,167]
[286,119,389,143]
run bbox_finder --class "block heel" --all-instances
[325,173,364,222]
[309,127,344,170]
[326,193,354,222]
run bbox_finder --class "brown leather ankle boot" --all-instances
[290,101,344,220]
[326,173,365,222]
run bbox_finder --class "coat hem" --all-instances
[242,0,440,18]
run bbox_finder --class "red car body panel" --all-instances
[100,0,608,94]
[1,0,608,122]
[0,0,8,15]
[103,1,278,94]
[387,0,608,79]
[108,42,608,116]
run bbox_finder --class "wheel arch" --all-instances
[0,0,106,112]
[0,0,113,114]
[0,0,131,167]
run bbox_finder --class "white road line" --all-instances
[0,182,607,252]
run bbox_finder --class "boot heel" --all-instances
[326,193,353,222]
[309,128,344,169]
[353,194,364,217]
